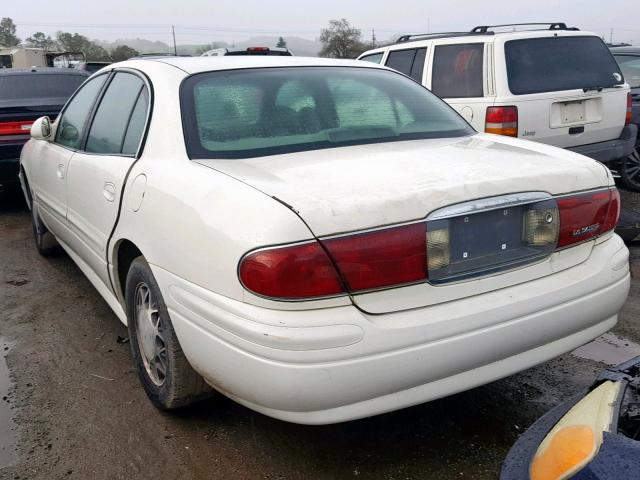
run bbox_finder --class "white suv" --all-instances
[359,23,637,171]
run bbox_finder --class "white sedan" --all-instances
[19,57,630,424]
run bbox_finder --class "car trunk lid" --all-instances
[197,134,611,313]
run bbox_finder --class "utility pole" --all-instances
[371,28,376,48]
[610,28,614,45]
[172,25,177,55]
[427,17,431,33]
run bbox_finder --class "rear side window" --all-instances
[614,55,640,89]
[86,72,147,155]
[0,74,87,100]
[55,74,107,150]
[359,53,384,64]
[431,43,484,98]
[505,36,625,95]
[385,48,427,82]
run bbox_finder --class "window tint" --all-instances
[55,74,107,150]
[359,53,384,64]
[386,48,427,82]
[181,67,473,159]
[615,55,640,89]
[432,43,484,98]
[0,74,87,100]
[86,72,145,154]
[122,88,150,155]
[505,36,624,95]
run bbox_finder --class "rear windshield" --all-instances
[0,74,86,100]
[181,67,473,159]
[505,36,624,95]
[614,55,640,89]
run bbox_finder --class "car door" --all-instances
[65,70,150,291]
[32,74,108,237]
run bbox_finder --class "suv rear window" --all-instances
[181,66,472,159]
[505,36,624,95]
[431,44,484,98]
[0,74,86,100]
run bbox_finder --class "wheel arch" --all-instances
[113,238,144,305]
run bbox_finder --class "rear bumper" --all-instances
[567,124,637,163]
[152,235,630,424]
[0,138,27,191]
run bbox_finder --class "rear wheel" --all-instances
[31,205,60,256]
[125,257,212,410]
[620,148,640,192]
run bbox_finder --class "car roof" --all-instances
[363,29,599,54]
[610,46,640,55]
[118,56,383,74]
[0,67,90,76]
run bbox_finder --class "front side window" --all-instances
[385,48,427,82]
[359,53,384,64]
[55,74,107,150]
[181,66,473,159]
[86,72,147,155]
[614,55,640,89]
[505,36,625,95]
[431,43,484,99]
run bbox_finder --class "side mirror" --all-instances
[30,116,52,140]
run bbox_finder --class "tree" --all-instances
[55,32,110,61]
[319,19,366,59]
[276,36,287,48]
[110,45,138,62]
[0,17,20,47]
[25,32,57,50]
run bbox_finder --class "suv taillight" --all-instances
[626,93,633,126]
[239,189,620,299]
[0,120,33,136]
[485,106,518,137]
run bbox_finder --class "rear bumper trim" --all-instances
[567,124,638,163]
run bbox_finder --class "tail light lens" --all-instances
[557,188,620,248]
[485,106,518,137]
[239,189,619,299]
[239,223,427,299]
[239,242,343,299]
[626,93,633,126]
[0,120,34,136]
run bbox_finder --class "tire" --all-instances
[620,148,640,192]
[125,256,212,410]
[31,204,60,256]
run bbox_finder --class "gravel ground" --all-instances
[1,188,639,480]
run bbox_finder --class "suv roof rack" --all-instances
[396,31,492,44]
[470,23,579,34]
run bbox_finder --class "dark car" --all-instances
[611,47,640,191]
[0,68,89,193]
[75,61,111,74]
[501,356,640,480]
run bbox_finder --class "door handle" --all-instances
[56,164,65,179]
[103,182,116,202]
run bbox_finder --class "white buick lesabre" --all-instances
[19,57,630,424]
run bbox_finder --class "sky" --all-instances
[4,0,640,46]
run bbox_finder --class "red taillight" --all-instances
[0,120,33,136]
[485,106,518,137]
[626,93,633,126]
[247,47,269,52]
[239,242,343,299]
[239,223,427,299]
[557,188,619,248]
[323,223,427,292]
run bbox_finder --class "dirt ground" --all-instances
[1,189,640,480]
